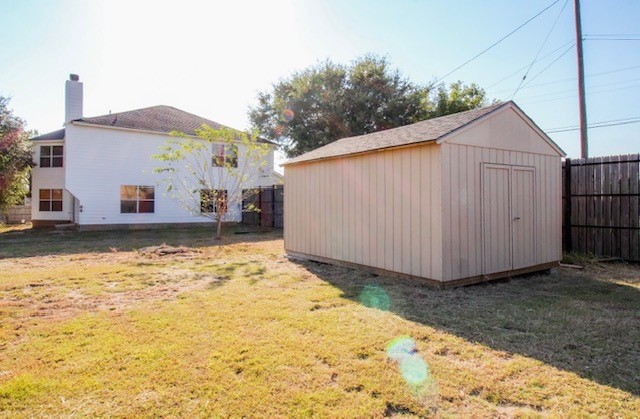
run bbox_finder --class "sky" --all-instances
[1,0,639,162]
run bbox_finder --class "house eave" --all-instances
[70,121,276,147]
[70,121,209,139]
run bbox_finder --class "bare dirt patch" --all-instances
[138,243,200,257]
[1,255,221,325]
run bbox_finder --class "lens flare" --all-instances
[387,336,417,361]
[399,353,429,386]
[358,284,390,311]
[387,336,435,396]
[282,108,295,122]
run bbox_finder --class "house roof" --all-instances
[31,128,65,141]
[74,105,228,135]
[31,105,275,144]
[283,102,510,165]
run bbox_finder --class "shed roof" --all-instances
[284,101,528,165]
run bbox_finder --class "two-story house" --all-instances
[30,74,281,229]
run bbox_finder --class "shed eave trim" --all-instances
[281,138,438,166]
[436,102,566,157]
[510,103,566,157]
[435,101,510,145]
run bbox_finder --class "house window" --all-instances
[212,144,238,168]
[40,145,63,168]
[200,189,228,214]
[39,189,63,212]
[120,185,155,213]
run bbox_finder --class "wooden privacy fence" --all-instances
[1,204,31,224]
[241,185,284,228]
[562,154,640,261]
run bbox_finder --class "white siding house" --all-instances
[30,75,281,229]
[31,136,74,223]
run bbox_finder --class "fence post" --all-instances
[563,158,573,252]
[271,186,276,228]
[258,188,263,227]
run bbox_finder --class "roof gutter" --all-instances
[70,121,277,146]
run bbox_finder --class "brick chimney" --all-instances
[65,74,83,124]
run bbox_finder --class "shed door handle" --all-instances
[513,216,521,221]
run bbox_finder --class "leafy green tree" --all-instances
[153,125,270,239]
[249,60,350,157]
[0,97,33,213]
[430,81,490,117]
[344,55,427,136]
[249,55,490,158]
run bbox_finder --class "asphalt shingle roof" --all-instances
[31,128,65,141]
[283,101,508,165]
[75,105,228,136]
[31,105,275,144]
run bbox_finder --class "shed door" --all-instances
[482,164,513,274]
[482,164,536,274]
[511,167,536,269]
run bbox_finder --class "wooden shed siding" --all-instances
[441,143,562,281]
[284,143,444,280]
[446,107,560,157]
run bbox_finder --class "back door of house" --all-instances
[481,164,536,274]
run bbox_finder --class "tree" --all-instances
[430,81,490,117]
[344,55,427,136]
[153,125,270,239]
[0,97,33,213]
[249,54,490,158]
[249,60,350,157]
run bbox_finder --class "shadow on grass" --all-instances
[0,225,282,259]
[294,259,640,396]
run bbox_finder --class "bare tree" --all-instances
[153,125,270,239]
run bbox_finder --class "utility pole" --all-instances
[574,0,588,158]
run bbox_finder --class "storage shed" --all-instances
[282,101,565,288]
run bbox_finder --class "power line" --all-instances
[545,116,640,133]
[510,0,570,99]
[546,116,640,133]
[485,40,575,89]
[584,33,640,37]
[584,33,640,40]
[431,0,561,85]
[507,77,640,101]
[520,82,640,105]
[489,64,640,94]
[585,36,640,41]
[516,42,575,91]
[590,64,640,77]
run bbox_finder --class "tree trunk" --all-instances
[216,213,222,240]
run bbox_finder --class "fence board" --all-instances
[241,185,284,228]
[1,204,31,224]
[594,157,603,256]
[562,154,640,261]
[631,155,640,261]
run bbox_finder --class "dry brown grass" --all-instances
[0,225,638,416]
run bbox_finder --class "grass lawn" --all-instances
[1,225,639,416]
